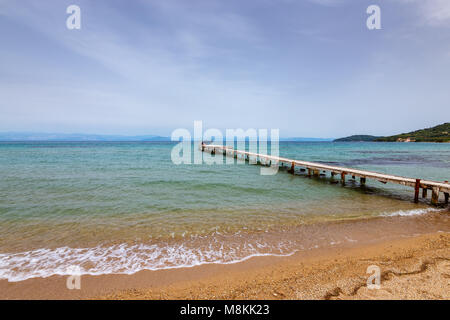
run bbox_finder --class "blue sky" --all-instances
[1,0,449,137]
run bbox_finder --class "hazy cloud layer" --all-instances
[1,0,449,137]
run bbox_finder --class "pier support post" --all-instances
[341,172,346,185]
[431,187,440,206]
[313,170,320,177]
[360,177,366,186]
[445,181,449,205]
[422,188,428,198]
[307,168,312,177]
[330,172,335,181]
[414,179,421,203]
[288,162,295,174]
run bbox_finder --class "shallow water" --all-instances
[0,141,449,281]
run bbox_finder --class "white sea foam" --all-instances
[0,241,296,282]
[380,207,442,217]
[1,207,446,282]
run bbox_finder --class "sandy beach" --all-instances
[1,230,448,300]
[101,232,450,300]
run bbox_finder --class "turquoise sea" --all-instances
[0,141,449,281]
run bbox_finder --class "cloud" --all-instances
[0,0,293,133]
[1,0,449,136]
[396,0,450,26]
[421,0,450,26]
[306,0,346,6]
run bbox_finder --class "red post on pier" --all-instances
[341,172,346,185]
[289,162,295,174]
[414,179,421,203]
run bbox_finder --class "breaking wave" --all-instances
[0,240,297,282]
[381,207,443,217]
[1,207,446,282]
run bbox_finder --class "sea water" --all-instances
[0,141,449,281]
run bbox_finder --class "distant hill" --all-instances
[280,137,334,142]
[334,123,450,143]
[333,135,379,142]
[0,132,171,141]
[0,132,334,142]
[375,122,450,143]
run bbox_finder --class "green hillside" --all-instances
[334,135,379,142]
[375,122,450,143]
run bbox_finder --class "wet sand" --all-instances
[0,230,448,300]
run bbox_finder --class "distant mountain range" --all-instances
[280,137,333,142]
[0,132,170,141]
[0,132,334,142]
[5,124,450,143]
[334,122,450,143]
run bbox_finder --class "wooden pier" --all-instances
[201,144,450,206]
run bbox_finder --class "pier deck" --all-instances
[202,144,450,206]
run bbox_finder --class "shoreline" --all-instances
[102,231,450,300]
[0,229,448,300]
[0,208,448,283]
